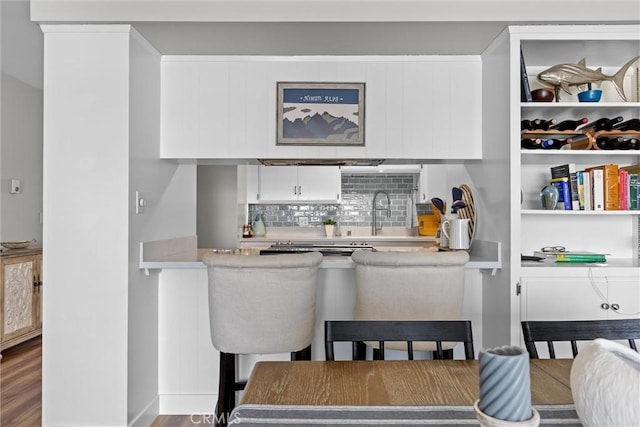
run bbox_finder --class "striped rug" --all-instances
[228,404,581,426]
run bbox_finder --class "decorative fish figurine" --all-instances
[537,56,640,101]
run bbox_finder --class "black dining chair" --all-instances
[324,320,475,361]
[521,319,640,359]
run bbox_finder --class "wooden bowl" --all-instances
[531,88,555,102]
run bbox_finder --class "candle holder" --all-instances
[474,400,540,427]
[476,346,538,425]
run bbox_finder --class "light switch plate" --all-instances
[10,179,21,194]
[135,191,145,214]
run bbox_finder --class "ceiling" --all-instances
[134,20,638,56]
[30,0,640,56]
[132,21,522,56]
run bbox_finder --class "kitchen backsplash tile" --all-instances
[248,174,431,228]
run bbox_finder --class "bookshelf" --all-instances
[496,25,640,348]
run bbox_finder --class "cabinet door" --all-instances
[34,255,43,329]
[520,276,608,358]
[259,166,298,201]
[244,165,260,204]
[520,277,608,322]
[418,165,429,203]
[297,167,341,202]
[607,278,640,320]
[1,257,36,342]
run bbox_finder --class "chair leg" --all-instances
[355,341,367,360]
[432,349,454,360]
[216,352,236,427]
[291,344,312,360]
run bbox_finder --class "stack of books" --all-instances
[548,163,640,211]
[533,250,607,263]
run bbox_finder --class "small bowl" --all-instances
[577,89,602,103]
[531,88,554,102]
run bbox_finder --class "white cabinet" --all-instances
[418,165,430,203]
[520,272,640,357]
[245,164,260,204]
[253,166,341,203]
[521,275,640,322]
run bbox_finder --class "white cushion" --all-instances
[203,252,323,354]
[351,250,469,351]
[570,338,640,427]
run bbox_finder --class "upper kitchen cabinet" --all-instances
[160,56,482,161]
[249,165,341,203]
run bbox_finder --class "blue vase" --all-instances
[540,185,559,210]
[478,346,532,422]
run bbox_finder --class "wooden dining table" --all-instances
[229,359,579,425]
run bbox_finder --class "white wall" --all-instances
[197,165,239,248]
[0,0,43,243]
[42,25,131,426]
[41,24,198,426]
[161,56,483,161]
[477,29,512,349]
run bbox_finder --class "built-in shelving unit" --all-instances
[506,25,640,348]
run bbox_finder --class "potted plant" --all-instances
[323,219,336,237]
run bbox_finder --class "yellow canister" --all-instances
[418,214,440,236]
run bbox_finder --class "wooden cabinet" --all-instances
[251,165,341,203]
[0,250,43,351]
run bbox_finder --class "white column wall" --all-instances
[42,24,199,426]
[42,25,131,426]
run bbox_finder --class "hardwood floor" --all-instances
[0,337,42,427]
[0,337,214,426]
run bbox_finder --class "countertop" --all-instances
[138,235,501,273]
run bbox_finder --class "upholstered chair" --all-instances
[570,338,640,426]
[203,251,323,425]
[351,250,469,356]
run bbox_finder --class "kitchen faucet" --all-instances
[371,190,391,236]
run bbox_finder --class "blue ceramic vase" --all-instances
[478,346,532,422]
[540,185,559,210]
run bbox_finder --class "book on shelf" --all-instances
[582,170,592,210]
[555,253,607,263]
[550,177,572,210]
[629,173,639,210]
[585,164,619,211]
[619,168,629,210]
[621,164,640,211]
[533,251,607,263]
[550,163,579,210]
[520,47,532,102]
[591,168,605,211]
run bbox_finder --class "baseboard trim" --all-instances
[129,395,160,427]
[159,393,217,415]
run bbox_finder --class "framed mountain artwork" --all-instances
[276,82,365,146]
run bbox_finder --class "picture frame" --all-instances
[276,82,365,146]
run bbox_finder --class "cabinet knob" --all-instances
[601,303,610,310]
[611,303,620,311]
